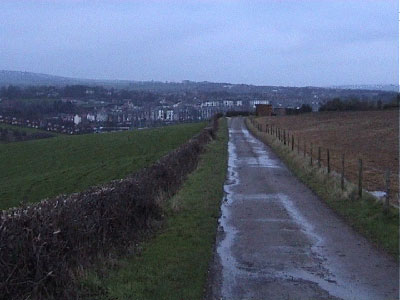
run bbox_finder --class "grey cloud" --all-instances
[0,0,397,86]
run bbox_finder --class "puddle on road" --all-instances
[216,127,242,298]
[277,193,379,300]
[370,191,386,198]
[239,128,282,168]
[278,193,322,246]
[217,124,383,300]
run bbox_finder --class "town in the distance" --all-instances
[0,70,397,135]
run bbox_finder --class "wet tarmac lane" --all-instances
[208,117,399,300]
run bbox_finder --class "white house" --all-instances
[223,100,234,107]
[96,110,108,122]
[166,110,174,121]
[87,113,96,122]
[157,109,164,120]
[201,101,219,107]
[73,114,82,125]
[250,99,269,108]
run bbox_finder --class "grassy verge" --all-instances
[246,118,399,258]
[0,122,205,210]
[80,119,228,300]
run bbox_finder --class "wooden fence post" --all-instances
[318,147,321,168]
[287,131,289,147]
[341,153,345,191]
[327,149,330,174]
[310,143,313,166]
[297,137,300,154]
[385,169,391,213]
[358,159,363,198]
[284,129,286,145]
[292,135,294,151]
[287,132,290,148]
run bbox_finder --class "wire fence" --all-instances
[250,118,399,209]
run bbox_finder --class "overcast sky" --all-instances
[0,0,397,86]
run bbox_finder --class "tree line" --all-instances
[0,85,159,105]
[319,96,399,112]
[0,127,53,143]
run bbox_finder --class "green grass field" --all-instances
[0,122,205,210]
[80,119,228,300]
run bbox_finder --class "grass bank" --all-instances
[246,118,399,258]
[0,122,205,210]
[81,119,228,299]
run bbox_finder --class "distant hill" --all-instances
[0,70,134,88]
[1,70,398,94]
[330,84,399,92]
[0,70,285,92]
[0,70,82,86]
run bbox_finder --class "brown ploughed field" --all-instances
[256,110,399,205]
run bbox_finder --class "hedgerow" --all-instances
[0,117,218,299]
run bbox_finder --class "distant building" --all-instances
[87,113,96,122]
[157,109,164,120]
[223,100,234,107]
[201,101,219,107]
[255,104,273,116]
[250,99,269,108]
[166,110,174,121]
[96,110,108,122]
[73,114,82,125]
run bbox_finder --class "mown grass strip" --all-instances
[246,118,399,258]
[81,119,228,299]
[0,122,205,210]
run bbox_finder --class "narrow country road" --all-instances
[208,117,399,300]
